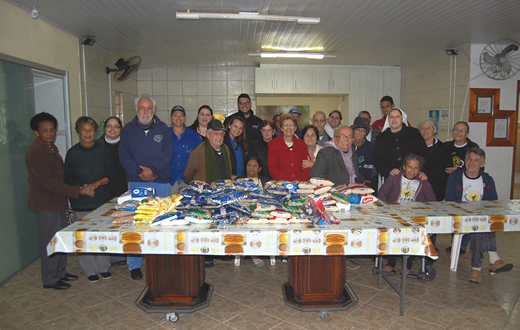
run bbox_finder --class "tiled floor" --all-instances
[1,233,519,329]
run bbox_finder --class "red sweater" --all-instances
[268,135,311,181]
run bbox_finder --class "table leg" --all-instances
[282,256,358,312]
[136,255,212,314]
[450,234,463,272]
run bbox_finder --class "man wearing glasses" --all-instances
[310,126,364,186]
[224,93,263,147]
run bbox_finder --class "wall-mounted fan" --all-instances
[479,39,520,80]
[106,56,141,82]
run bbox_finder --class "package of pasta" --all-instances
[331,191,351,204]
[228,203,253,216]
[281,182,298,191]
[264,182,288,195]
[187,180,211,193]
[254,199,283,211]
[186,209,213,221]
[208,191,247,205]
[249,188,271,199]
[210,179,234,190]
[251,210,273,218]
[234,177,262,191]
[270,209,292,218]
[310,178,334,187]
[276,191,300,202]
[281,201,301,213]
[298,182,317,189]
[212,206,240,219]
[134,214,156,223]
[114,200,140,211]
[314,199,341,224]
[297,188,314,195]
[335,183,375,194]
[314,185,332,195]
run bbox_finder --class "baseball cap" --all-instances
[352,117,370,133]
[171,105,185,115]
[207,119,226,132]
[288,108,302,116]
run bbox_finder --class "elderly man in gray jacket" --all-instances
[310,126,364,186]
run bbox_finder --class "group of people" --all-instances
[26,93,512,290]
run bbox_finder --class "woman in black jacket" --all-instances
[248,119,275,181]
[374,108,427,179]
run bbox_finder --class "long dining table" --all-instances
[48,199,442,319]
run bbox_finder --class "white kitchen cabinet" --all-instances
[255,68,313,93]
[293,68,313,93]
[312,68,349,93]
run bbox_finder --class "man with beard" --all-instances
[119,94,173,280]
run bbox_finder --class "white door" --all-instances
[33,71,72,153]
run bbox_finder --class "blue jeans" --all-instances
[127,255,144,271]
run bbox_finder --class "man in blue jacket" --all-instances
[445,147,513,283]
[120,94,173,280]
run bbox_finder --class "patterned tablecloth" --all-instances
[347,200,520,234]
[48,201,438,258]
[48,200,520,258]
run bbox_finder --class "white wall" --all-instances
[469,43,519,200]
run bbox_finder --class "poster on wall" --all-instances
[429,110,440,124]
[440,110,449,122]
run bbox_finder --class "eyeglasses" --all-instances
[106,124,121,129]
[453,128,467,133]
[282,123,295,127]
[238,101,250,105]
[261,128,273,132]
[313,119,326,122]
[335,134,353,140]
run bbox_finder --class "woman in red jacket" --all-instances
[268,113,311,181]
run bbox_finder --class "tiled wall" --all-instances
[137,67,255,125]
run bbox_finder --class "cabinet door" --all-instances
[293,68,313,93]
[312,68,331,93]
[274,68,294,93]
[331,68,349,93]
[255,68,275,93]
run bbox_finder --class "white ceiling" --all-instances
[9,0,520,69]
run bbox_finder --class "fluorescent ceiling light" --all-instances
[247,52,335,59]
[176,12,320,24]
[262,46,324,52]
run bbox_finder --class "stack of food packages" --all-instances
[112,178,378,226]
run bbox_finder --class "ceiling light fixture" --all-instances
[247,52,335,59]
[262,46,324,52]
[176,12,320,24]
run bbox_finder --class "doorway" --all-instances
[33,70,72,153]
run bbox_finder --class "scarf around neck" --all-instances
[324,140,356,183]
